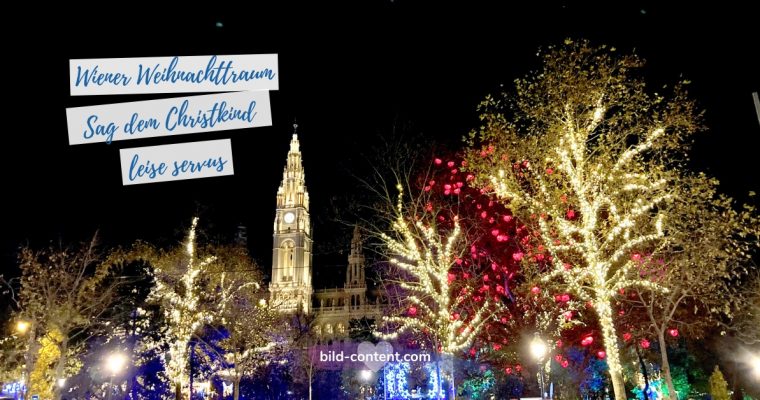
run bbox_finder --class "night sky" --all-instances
[2,3,758,297]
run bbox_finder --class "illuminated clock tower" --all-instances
[269,126,313,313]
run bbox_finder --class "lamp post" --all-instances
[530,333,548,400]
[359,370,373,399]
[105,353,127,400]
[16,320,34,400]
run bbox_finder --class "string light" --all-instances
[148,217,216,391]
[374,186,495,354]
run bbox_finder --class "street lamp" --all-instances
[751,355,760,380]
[16,320,30,334]
[360,370,373,381]
[16,320,34,400]
[531,334,548,400]
[359,370,374,399]
[105,353,127,400]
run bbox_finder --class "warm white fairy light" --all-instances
[149,217,216,391]
[464,40,750,400]
[374,185,494,354]
[484,107,676,380]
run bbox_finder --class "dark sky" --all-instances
[2,2,758,290]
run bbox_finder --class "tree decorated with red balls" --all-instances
[374,154,530,360]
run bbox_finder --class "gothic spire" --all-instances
[276,123,309,210]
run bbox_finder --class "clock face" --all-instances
[284,212,295,224]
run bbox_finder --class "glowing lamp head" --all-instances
[16,320,30,334]
[57,378,66,388]
[530,335,547,360]
[751,355,760,379]
[106,353,127,375]
[360,370,372,381]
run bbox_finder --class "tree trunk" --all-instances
[233,378,240,400]
[596,296,627,400]
[657,330,678,400]
[636,345,650,399]
[449,356,456,400]
[23,329,38,400]
[308,356,313,400]
[189,342,195,400]
[175,381,182,400]
[53,336,69,400]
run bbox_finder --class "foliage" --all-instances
[709,366,730,400]
[29,329,62,399]
[1,234,127,399]
[349,317,378,343]
[580,357,609,400]
[457,361,495,399]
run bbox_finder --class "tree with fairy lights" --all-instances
[207,246,282,400]
[372,154,528,399]
[118,217,216,399]
[373,186,475,399]
[465,39,727,400]
[617,178,759,399]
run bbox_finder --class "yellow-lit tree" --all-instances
[2,235,126,400]
[466,40,713,400]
